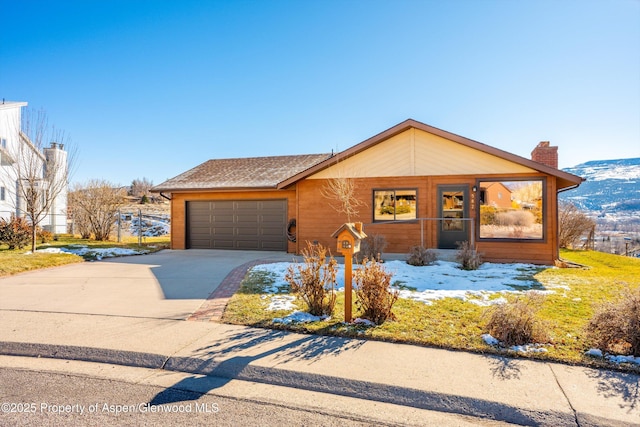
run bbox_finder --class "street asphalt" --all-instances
[0,249,638,426]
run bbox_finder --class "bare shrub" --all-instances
[285,242,337,316]
[69,180,126,241]
[353,257,398,325]
[320,176,363,223]
[359,233,387,261]
[558,201,596,249]
[585,287,640,356]
[456,241,482,270]
[406,245,437,266]
[485,293,550,346]
[37,228,53,243]
[495,210,535,227]
[0,215,31,249]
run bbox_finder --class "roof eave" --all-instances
[277,119,585,189]
[151,185,279,194]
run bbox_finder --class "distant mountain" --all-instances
[560,158,640,222]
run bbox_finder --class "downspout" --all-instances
[160,192,172,201]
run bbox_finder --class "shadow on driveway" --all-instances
[101,249,292,300]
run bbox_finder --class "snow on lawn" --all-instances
[585,349,640,366]
[252,260,552,306]
[31,245,146,260]
[482,333,550,354]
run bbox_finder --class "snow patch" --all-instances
[30,245,146,260]
[266,295,296,311]
[586,348,640,365]
[253,260,552,306]
[482,333,549,353]
[272,311,329,324]
[353,318,376,327]
[482,334,500,346]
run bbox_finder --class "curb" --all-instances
[0,340,581,426]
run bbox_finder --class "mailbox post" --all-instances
[332,222,367,322]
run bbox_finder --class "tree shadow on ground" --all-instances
[148,326,364,406]
[487,354,524,380]
[586,367,640,412]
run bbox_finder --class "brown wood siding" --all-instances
[296,173,559,264]
[170,190,297,252]
[169,172,560,264]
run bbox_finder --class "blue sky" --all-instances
[1,0,638,186]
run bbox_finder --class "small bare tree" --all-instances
[558,201,596,249]
[130,177,154,199]
[321,176,363,223]
[70,180,125,241]
[2,108,76,252]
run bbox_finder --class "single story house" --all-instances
[152,119,584,264]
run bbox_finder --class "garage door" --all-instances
[187,200,287,250]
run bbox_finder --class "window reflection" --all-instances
[374,189,417,221]
[479,180,543,240]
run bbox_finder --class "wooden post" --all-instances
[332,222,366,324]
[344,253,353,322]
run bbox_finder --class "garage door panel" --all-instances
[213,240,234,249]
[213,228,235,238]
[262,228,283,237]
[187,200,286,251]
[237,227,259,236]
[236,200,259,209]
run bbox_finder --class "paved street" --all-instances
[0,366,378,427]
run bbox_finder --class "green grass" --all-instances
[0,235,170,276]
[222,249,640,371]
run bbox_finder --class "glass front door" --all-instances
[437,185,469,249]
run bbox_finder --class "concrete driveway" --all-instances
[0,250,292,320]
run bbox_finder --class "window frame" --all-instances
[476,178,547,243]
[372,188,418,223]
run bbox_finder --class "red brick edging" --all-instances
[186,259,278,322]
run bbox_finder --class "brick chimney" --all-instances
[531,141,558,169]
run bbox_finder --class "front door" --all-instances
[437,185,469,249]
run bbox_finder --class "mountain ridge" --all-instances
[560,157,640,224]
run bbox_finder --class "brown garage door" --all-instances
[186,200,287,250]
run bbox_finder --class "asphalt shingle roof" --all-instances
[153,153,332,191]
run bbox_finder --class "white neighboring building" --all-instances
[0,100,68,234]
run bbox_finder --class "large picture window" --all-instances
[373,189,417,222]
[478,180,544,240]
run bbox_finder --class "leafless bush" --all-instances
[285,242,337,316]
[495,210,535,227]
[456,241,483,270]
[0,215,31,250]
[130,177,154,199]
[69,180,126,240]
[353,257,398,325]
[586,287,640,356]
[321,176,363,223]
[558,201,596,249]
[359,233,387,261]
[406,245,437,266]
[37,228,53,244]
[485,293,550,346]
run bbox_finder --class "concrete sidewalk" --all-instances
[1,310,638,426]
